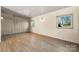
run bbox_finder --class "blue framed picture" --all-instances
[56,14,73,29]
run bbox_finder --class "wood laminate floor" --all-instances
[1,33,79,52]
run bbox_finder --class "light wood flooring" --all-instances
[1,33,79,52]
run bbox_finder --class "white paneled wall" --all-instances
[1,13,30,35]
[32,7,79,44]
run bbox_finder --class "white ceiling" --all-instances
[4,6,69,17]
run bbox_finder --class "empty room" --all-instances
[0,6,79,52]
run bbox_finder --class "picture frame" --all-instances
[56,14,73,29]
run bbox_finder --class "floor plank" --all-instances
[1,33,79,52]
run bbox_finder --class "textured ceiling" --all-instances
[3,6,69,17]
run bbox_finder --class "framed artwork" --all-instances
[56,14,73,29]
